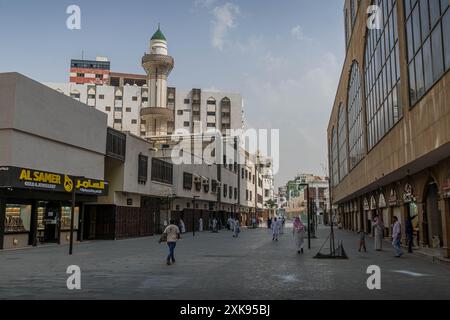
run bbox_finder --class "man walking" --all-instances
[272,217,281,241]
[392,216,403,258]
[162,220,180,266]
[233,218,240,238]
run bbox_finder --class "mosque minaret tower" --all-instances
[141,25,175,137]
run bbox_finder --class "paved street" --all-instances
[1,224,450,300]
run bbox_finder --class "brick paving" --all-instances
[1,224,449,300]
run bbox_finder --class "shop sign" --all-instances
[403,184,416,203]
[370,196,377,210]
[363,198,370,211]
[0,166,108,196]
[378,193,387,208]
[388,189,399,206]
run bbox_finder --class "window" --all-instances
[138,154,148,184]
[131,120,137,124]
[229,186,233,199]
[151,159,173,185]
[177,110,184,115]
[115,107,122,112]
[114,119,122,124]
[241,168,245,179]
[183,172,193,190]
[207,112,216,116]
[105,106,111,112]
[331,128,339,187]
[142,97,148,102]
[348,62,365,169]
[95,74,103,79]
[184,99,190,104]
[207,123,216,128]
[246,190,249,201]
[99,94,105,100]
[212,180,217,193]
[338,104,348,180]
[132,96,138,101]
[234,188,238,200]
[404,0,449,106]
[184,122,190,127]
[106,128,126,161]
[5,204,31,234]
[126,107,132,112]
[70,93,80,99]
[224,184,228,198]
[77,73,84,77]
[115,96,123,101]
[365,0,402,150]
[88,94,95,99]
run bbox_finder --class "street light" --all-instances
[297,183,311,250]
[69,176,84,255]
[192,196,200,237]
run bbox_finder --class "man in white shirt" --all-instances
[392,216,403,258]
[163,220,180,265]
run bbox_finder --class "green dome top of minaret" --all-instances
[151,24,167,41]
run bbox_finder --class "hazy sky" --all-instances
[0,0,345,188]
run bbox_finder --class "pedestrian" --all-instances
[161,219,180,266]
[293,216,305,254]
[267,217,272,229]
[392,216,403,257]
[212,218,218,233]
[358,229,367,252]
[272,217,281,241]
[373,215,384,251]
[233,218,240,238]
[199,217,203,232]
[405,215,416,253]
[179,218,186,234]
[229,217,235,233]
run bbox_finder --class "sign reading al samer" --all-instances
[0,166,108,196]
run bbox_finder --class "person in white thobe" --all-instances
[199,218,203,232]
[179,219,186,234]
[293,217,306,254]
[233,219,240,238]
[272,218,281,241]
[373,215,384,251]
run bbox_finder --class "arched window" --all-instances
[331,127,339,187]
[404,0,449,106]
[338,104,348,180]
[348,62,365,169]
[364,0,402,150]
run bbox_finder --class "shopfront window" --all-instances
[60,207,79,231]
[5,204,31,233]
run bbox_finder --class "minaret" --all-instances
[141,25,174,137]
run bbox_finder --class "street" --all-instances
[1,224,450,300]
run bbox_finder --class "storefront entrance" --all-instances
[38,202,60,244]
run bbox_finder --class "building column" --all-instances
[417,202,426,248]
[0,197,5,250]
[401,204,409,245]
[439,198,450,258]
[29,200,38,247]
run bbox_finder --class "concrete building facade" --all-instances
[328,0,450,257]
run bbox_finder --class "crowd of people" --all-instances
[160,212,414,266]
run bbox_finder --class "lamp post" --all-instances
[69,176,84,255]
[192,196,200,237]
[297,183,311,250]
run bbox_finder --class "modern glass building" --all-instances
[328,0,450,258]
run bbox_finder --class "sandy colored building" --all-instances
[328,0,450,257]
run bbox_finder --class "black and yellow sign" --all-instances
[0,166,108,196]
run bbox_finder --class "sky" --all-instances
[0,0,345,188]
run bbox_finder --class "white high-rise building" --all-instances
[45,27,244,139]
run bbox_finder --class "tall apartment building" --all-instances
[328,0,450,257]
[46,28,243,138]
